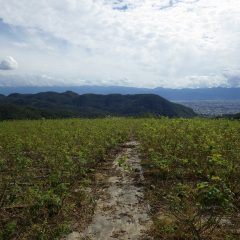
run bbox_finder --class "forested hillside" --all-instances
[0,92,196,120]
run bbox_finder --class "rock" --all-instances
[66,231,82,240]
[219,218,233,226]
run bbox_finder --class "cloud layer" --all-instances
[0,56,18,70]
[0,0,240,87]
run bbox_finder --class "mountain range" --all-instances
[0,86,240,101]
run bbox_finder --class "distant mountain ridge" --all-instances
[0,91,196,120]
[0,86,240,101]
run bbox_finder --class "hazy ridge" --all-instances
[1,86,240,101]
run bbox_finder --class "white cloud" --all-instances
[0,56,18,70]
[0,0,240,87]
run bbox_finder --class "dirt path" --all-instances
[66,141,152,240]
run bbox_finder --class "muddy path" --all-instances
[66,141,152,240]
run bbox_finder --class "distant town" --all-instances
[178,100,240,116]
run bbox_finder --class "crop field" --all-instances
[136,118,240,239]
[0,118,240,239]
[0,119,132,239]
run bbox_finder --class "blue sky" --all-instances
[0,0,240,88]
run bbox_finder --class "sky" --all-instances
[0,0,240,88]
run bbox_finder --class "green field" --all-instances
[136,118,240,239]
[0,118,239,239]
